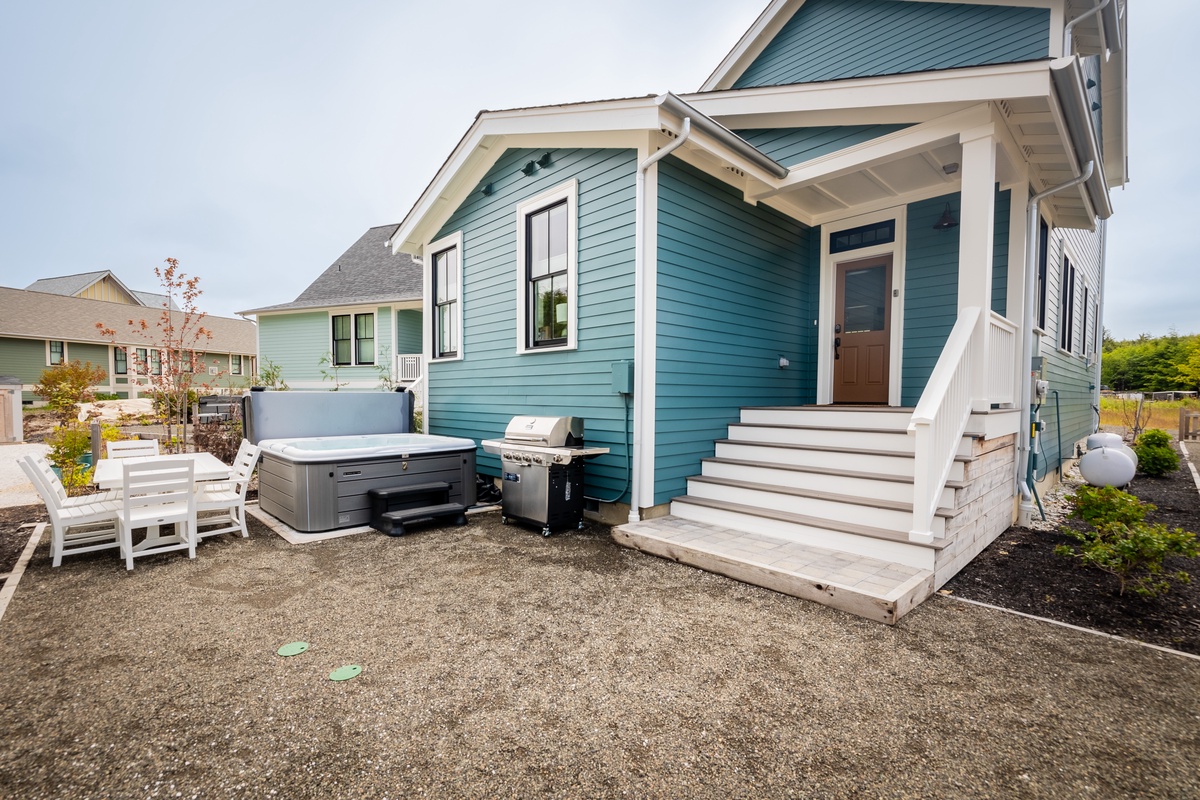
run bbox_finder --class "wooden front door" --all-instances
[833,255,892,404]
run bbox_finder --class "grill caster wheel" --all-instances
[577,521,585,530]
[501,516,509,525]
[542,527,552,537]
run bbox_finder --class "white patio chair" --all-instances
[195,440,261,539]
[19,455,121,567]
[107,438,161,459]
[118,458,197,570]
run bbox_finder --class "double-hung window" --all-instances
[1059,255,1076,353]
[430,237,461,359]
[516,181,577,352]
[49,341,65,365]
[331,313,376,366]
[136,348,149,375]
[115,347,128,375]
[150,350,162,375]
[1035,217,1050,331]
[231,354,242,376]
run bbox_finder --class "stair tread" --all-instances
[731,422,911,435]
[716,439,975,462]
[743,405,916,412]
[671,495,950,550]
[702,457,966,489]
[688,474,958,518]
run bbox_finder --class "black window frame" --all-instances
[332,314,353,366]
[49,340,65,365]
[829,220,896,255]
[432,245,459,359]
[1059,255,1076,353]
[1035,217,1050,331]
[231,354,242,376]
[115,347,127,375]
[354,314,374,366]
[525,199,570,349]
[135,347,149,375]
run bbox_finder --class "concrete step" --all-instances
[727,423,975,457]
[684,475,951,537]
[700,457,960,509]
[669,494,944,571]
[612,516,935,625]
[713,440,970,482]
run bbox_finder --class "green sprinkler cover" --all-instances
[276,641,309,657]
[329,665,362,682]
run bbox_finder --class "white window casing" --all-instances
[515,179,579,354]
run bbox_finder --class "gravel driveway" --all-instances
[1,510,1197,798]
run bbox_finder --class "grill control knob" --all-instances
[552,454,564,464]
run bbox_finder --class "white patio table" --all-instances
[92,452,231,490]
[93,452,232,553]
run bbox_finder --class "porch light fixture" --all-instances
[521,161,539,176]
[932,203,959,230]
[1086,78,1097,89]
[942,162,959,175]
[481,182,493,196]
[537,152,553,168]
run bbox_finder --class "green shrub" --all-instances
[33,360,108,423]
[1056,522,1198,597]
[150,388,200,420]
[1068,485,1152,528]
[94,392,120,401]
[1133,428,1180,477]
[46,423,94,495]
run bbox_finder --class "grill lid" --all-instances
[502,416,584,448]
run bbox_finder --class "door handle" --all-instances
[834,336,841,360]
[835,323,842,333]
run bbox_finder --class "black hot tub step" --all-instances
[374,503,468,536]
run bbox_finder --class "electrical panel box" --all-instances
[1031,356,1046,380]
[611,361,634,395]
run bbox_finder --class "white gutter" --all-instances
[1050,57,1112,220]
[628,116,692,523]
[1093,217,1108,426]
[1064,0,1112,56]
[656,94,788,180]
[1016,160,1095,511]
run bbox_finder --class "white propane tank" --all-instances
[1086,431,1124,450]
[1114,443,1139,469]
[1079,446,1135,488]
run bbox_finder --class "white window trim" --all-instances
[817,204,908,406]
[1057,242,1079,357]
[424,231,465,363]
[45,340,67,366]
[515,179,579,355]
[328,307,378,366]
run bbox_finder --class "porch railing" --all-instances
[396,353,422,383]
[987,311,1018,406]
[907,306,981,544]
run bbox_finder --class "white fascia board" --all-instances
[709,103,978,130]
[1099,44,1128,187]
[1049,56,1111,219]
[685,61,1054,122]
[748,104,993,200]
[390,99,665,256]
[700,0,802,92]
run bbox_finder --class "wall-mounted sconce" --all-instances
[481,183,494,196]
[537,152,553,168]
[521,161,539,176]
[932,203,959,230]
[942,162,959,175]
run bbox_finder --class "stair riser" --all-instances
[713,442,968,482]
[684,482,947,537]
[701,461,957,508]
[729,425,975,457]
[740,409,912,431]
[670,500,936,570]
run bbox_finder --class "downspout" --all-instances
[1016,160,1095,519]
[629,117,692,523]
[1063,0,1111,55]
[1093,218,1108,431]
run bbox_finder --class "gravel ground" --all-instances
[1,511,1198,798]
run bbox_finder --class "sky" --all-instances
[0,1,1192,341]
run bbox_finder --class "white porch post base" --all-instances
[909,530,935,544]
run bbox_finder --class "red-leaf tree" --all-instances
[96,258,219,452]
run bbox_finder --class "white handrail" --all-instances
[908,306,981,543]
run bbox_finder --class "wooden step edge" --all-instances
[688,475,958,519]
[671,495,950,550]
[612,527,934,625]
[731,422,912,436]
[715,439,976,463]
[742,405,916,413]
[701,457,967,489]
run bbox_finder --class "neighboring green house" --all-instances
[388,0,1128,621]
[0,273,258,404]
[239,225,424,393]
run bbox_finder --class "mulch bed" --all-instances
[945,447,1200,655]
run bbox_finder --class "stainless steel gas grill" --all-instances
[481,416,610,536]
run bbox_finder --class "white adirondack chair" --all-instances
[195,440,260,539]
[118,458,197,570]
[20,455,121,567]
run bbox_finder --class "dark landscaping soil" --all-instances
[945,450,1200,655]
[0,504,40,578]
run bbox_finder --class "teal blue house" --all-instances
[388,0,1129,622]
[240,225,425,395]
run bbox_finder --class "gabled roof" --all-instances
[239,225,422,315]
[25,270,179,310]
[0,286,257,354]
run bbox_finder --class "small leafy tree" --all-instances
[375,346,398,391]
[34,360,108,423]
[257,358,289,391]
[96,258,217,452]
[318,351,347,391]
[1133,428,1180,477]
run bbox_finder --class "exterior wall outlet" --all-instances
[611,360,634,394]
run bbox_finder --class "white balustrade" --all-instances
[396,354,423,383]
[987,312,1018,406]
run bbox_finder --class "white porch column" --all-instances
[957,126,997,412]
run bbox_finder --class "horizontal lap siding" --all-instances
[902,188,1012,405]
[735,125,910,166]
[259,312,331,384]
[395,310,422,355]
[1,337,53,402]
[655,157,813,505]
[430,149,637,501]
[734,0,1050,88]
